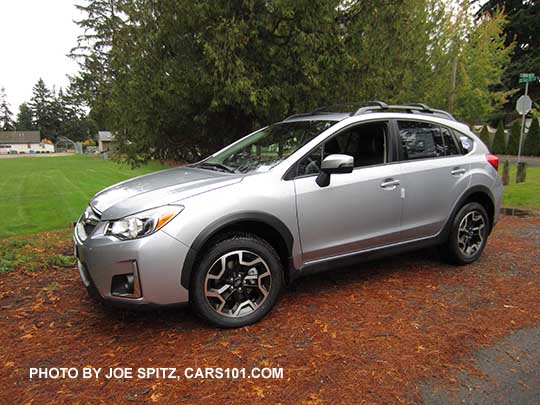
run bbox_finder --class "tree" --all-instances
[479,126,492,149]
[28,78,55,137]
[452,8,514,123]
[507,120,521,155]
[492,120,507,154]
[0,87,15,131]
[15,103,34,131]
[524,118,540,156]
[338,0,438,104]
[69,0,515,165]
[58,84,98,141]
[19,79,95,140]
[478,1,540,104]
[69,0,123,130]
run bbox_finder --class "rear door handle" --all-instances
[451,168,466,176]
[380,179,400,190]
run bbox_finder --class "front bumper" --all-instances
[74,225,191,307]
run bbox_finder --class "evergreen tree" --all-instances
[0,87,15,131]
[492,120,507,154]
[15,103,34,131]
[479,1,540,103]
[70,0,121,131]
[507,121,522,155]
[68,0,515,165]
[59,84,97,141]
[452,8,513,122]
[28,78,55,137]
[524,118,540,156]
[479,126,492,150]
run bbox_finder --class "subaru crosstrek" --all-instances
[74,102,503,327]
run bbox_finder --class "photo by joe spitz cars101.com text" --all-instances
[74,101,502,328]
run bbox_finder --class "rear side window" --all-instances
[398,121,445,160]
[441,127,461,156]
[398,121,465,160]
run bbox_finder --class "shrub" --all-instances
[507,121,521,155]
[491,121,506,154]
[524,119,540,156]
[479,126,492,150]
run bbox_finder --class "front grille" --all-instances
[78,205,101,240]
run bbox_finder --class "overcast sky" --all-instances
[0,0,83,113]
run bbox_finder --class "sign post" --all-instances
[515,73,536,183]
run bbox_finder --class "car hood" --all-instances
[91,166,243,220]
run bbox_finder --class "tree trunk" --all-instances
[448,55,458,113]
[502,159,509,185]
[516,162,527,183]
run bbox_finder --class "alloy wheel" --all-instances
[204,250,272,317]
[457,210,486,258]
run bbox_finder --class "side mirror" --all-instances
[316,154,354,187]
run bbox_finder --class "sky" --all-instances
[0,0,83,113]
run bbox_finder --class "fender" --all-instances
[180,211,294,289]
[439,184,496,241]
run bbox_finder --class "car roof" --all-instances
[283,111,472,135]
[283,102,458,124]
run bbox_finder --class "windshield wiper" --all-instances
[195,162,236,173]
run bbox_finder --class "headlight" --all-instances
[106,205,184,240]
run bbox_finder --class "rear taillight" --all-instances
[486,154,499,171]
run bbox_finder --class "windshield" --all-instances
[196,120,336,174]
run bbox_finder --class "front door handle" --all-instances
[451,168,466,176]
[380,179,400,190]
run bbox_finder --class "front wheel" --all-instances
[441,202,489,265]
[191,235,283,328]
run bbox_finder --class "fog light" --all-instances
[111,262,142,298]
[111,274,133,296]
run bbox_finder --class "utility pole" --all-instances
[515,73,536,183]
[517,80,530,163]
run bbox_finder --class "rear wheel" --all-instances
[441,202,489,265]
[191,235,283,328]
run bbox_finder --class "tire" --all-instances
[191,234,283,328]
[441,202,489,265]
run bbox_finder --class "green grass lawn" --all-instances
[501,165,540,211]
[0,155,166,238]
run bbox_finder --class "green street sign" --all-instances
[519,73,536,83]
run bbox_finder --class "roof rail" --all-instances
[284,112,319,120]
[352,102,456,121]
[285,101,456,121]
[311,103,359,114]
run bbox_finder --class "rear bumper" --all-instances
[74,227,191,307]
[492,175,504,226]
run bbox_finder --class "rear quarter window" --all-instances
[455,131,474,154]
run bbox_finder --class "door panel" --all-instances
[399,157,470,240]
[396,120,471,240]
[294,164,402,263]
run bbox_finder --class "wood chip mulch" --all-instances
[1,215,539,403]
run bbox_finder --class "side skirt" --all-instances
[291,233,446,281]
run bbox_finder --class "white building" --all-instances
[0,131,55,154]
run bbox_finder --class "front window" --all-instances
[297,121,388,176]
[195,120,336,174]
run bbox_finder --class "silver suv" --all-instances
[74,102,503,327]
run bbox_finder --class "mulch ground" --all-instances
[1,215,540,403]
